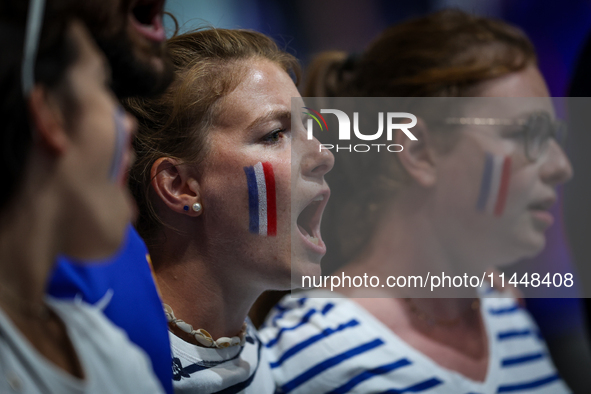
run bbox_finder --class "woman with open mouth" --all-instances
[260,9,573,394]
[123,28,334,393]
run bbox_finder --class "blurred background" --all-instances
[164,0,591,389]
[164,0,591,97]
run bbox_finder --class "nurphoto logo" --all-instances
[303,107,418,153]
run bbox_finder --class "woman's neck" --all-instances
[341,192,478,299]
[153,242,262,341]
[0,189,58,320]
[0,159,86,380]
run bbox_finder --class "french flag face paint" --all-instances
[108,106,130,185]
[476,152,512,216]
[244,161,277,236]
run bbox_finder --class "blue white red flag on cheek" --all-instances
[476,152,512,216]
[109,106,128,184]
[244,162,277,236]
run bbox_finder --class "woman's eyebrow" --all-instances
[246,109,291,132]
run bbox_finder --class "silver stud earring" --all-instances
[192,203,202,212]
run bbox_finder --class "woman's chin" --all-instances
[520,238,546,260]
[290,259,322,290]
[495,235,547,267]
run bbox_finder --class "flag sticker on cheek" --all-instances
[476,152,512,216]
[108,106,130,185]
[244,162,277,236]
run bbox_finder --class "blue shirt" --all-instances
[47,225,173,394]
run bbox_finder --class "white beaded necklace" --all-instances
[163,304,247,348]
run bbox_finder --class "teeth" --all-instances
[313,195,324,202]
[305,234,319,245]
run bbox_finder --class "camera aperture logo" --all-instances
[302,107,329,132]
[304,107,417,153]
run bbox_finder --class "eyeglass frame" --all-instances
[442,111,567,162]
[22,0,46,96]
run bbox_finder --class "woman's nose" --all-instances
[300,137,335,179]
[540,140,573,186]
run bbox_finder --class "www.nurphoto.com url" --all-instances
[302,272,574,292]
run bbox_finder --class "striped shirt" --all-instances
[260,291,571,394]
[170,320,275,394]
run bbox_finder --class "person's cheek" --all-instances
[243,161,277,236]
[476,152,512,217]
[108,106,130,185]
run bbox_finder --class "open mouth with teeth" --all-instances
[296,193,329,251]
[129,0,166,42]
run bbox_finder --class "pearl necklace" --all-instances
[163,304,247,348]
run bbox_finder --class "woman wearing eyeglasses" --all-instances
[260,10,572,393]
[0,1,163,392]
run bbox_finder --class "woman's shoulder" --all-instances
[46,297,164,393]
[48,297,139,348]
[259,292,440,394]
[480,290,539,329]
[260,290,369,338]
[168,319,276,394]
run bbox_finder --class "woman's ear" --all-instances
[28,86,69,154]
[395,117,437,188]
[151,158,203,216]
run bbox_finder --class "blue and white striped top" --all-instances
[170,320,275,394]
[259,291,570,394]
